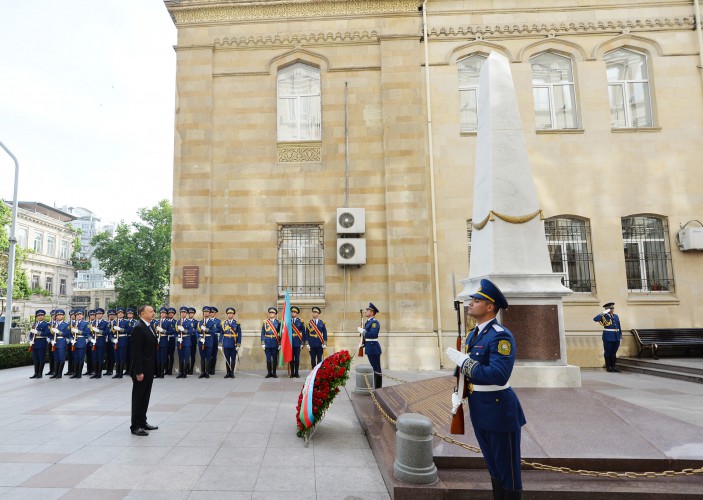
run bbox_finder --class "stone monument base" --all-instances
[510,364,582,388]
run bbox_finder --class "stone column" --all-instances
[393,413,438,484]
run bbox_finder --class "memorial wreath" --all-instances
[296,349,352,438]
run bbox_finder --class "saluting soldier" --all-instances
[219,307,241,378]
[594,302,622,373]
[289,306,305,378]
[104,309,117,376]
[165,307,177,375]
[49,309,70,379]
[124,308,136,376]
[89,308,110,379]
[187,307,198,374]
[261,307,280,378]
[358,303,382,388]
[69,309,92,379]
[111,308,128,379]
[28,309,51,379]
[175,306,192,379]
[208,306,221,375]
[197,306,213,378]
[306,306,327,369]
[446,279,526,499]
[154,307,170,378]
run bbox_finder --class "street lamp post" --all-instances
[0,140,19,344]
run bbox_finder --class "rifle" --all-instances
[113,320,119,350]
[450,273,468,435]
[357,309,365,357]
[28,321,37,353]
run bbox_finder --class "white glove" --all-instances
[51,328,60,334]
[446,347,470,369]
[261,344,265,350]
[277,345,281,350]
[112,339,118,344]
[218,346,223,351]
[235,344,241,349]
[30,329,38,335]
[71,328,79,334]
[322,343,327,349]
[306,344,311,351]
[114,326,123,332]
[178,326,185,332]
[29,340,35,346]
[177,337,183,343]
[201,326,209,333]
[91,326,99,333]
[70,339,76,345]
[452,391,463,413]
[357,327,365,335]
[156,327,165,333]
[90,338,96,344]
[199,337,205,343]
[51,340,56,346]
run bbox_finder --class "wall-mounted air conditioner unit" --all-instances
[337,238,366,265]
[336,208,365,234]
[678,227,703,251]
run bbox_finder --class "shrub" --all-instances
[0,344,37,369]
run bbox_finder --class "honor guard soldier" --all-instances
[69,309,92,378]
[208,306,222,375]
[49,309,70,379]
[28,309,51,379]
[104,309,117,376]
[155,307,170,378]
[446,279,526,499]
[175,306,193,378]
[111,308,128,378]
[90,308,110,379]
[594,302,622,373]
[305,306,327,369]
[187,307,198,374]
[165,307,178,375]
[124,308,136,376]
[358,303,381,387]
[45,310,57,377]
[85,310,96,375]
[289,306,304,378]
[65,310,76,377]
[220,307,242,378]
[197,306,213,378]
[261,307,280,378]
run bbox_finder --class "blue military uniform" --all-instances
[111,308,129,379]
[29,310,51,379]
[69,309,92,379]
[360,303,382,387]
[594,302,622,373]
[208,306,221,375]
[448,279,526,497]
[45,310,57,376]
[261,307,280,378]
[103,310,116,376]
[124,309,136,376]
[155,308,171,378]
[175,306,193,378]
[289,306,305,378]
[49,310,70,379]
[166,307,178,375]
[85,310,96,375]
[188,307,198,374]
[197,306,213,378]
[65,310,76,376]
[90,308,110,379]
[220,307,242,378]
[306,306,328,369]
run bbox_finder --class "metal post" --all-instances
[0,140,19,344]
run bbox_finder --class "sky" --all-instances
[0,0,177,226]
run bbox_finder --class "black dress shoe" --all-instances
[144,423,159,431]
[131,428,149,436]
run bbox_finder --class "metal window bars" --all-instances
[278,224,325,298]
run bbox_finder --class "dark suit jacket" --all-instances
[131,318,157,377]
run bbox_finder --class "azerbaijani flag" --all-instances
[299,361,322,428]
[279,289,293,367]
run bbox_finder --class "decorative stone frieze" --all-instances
[277,142,322,163]
[215,30,379,47]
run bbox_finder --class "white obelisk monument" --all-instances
[458,52,581,387]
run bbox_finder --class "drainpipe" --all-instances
[422,0,444,368]
[695,0,703,84]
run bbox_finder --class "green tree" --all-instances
[0,202,31,299]
[91,199,172,307]
[68,226,91,271]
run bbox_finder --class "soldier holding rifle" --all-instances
[28,309,50,379]
[305,306,327,369]
[219,307,241,378]
[261,307,280,378]
[49,309,70,379]
[446,279,525,500]
[358,303,381,388]
[197,306,213,378]
[289,306,304,378]
[69,309,91,379]
[175,306,193,378]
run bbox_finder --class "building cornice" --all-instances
[215,29,379,47]
[165,0,419,25]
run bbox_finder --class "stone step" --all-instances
[617,357,703,376]
[616,359,703,384]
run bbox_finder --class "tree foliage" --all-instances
[69,227,91,271]
[0,202,31,299]
[91,199,172,308]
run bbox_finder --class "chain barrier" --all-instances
[360,373,703,479]
[373,371,407,384]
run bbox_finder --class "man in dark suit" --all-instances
[130,305,159,436]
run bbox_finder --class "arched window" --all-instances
[544,217,595,292]
[604,48,653,128]
[457,55,487,132]
[622,215,673,292]
[277,63,321,141]
[530,52,578,130]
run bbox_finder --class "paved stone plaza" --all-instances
[0,364,702,499]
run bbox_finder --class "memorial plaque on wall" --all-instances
[502,304,560,360]
[182,266,200,289]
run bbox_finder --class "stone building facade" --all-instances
[164,0,703,370]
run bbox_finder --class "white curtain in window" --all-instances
[277,63,321,141]
[530,53,578,129]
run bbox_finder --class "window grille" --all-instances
[278,224,324,298]
[605,48,653,128]
[544,217,595,293]
[277,63,321,141]
[622,215,674,292]
[458,55,487,132]
[531,52,578,130]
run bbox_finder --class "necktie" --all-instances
[467,327,479,352]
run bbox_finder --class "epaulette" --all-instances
[493,324,505,332]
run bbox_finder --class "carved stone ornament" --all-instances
[278,143,322,163]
